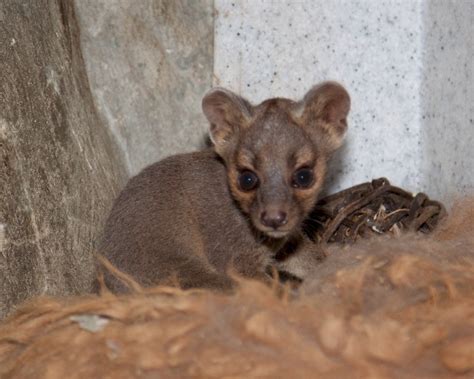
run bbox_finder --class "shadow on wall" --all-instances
[321,142,349,197]
[420,0,474,202]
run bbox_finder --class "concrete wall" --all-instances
[421,0,474,201]
[214,0,473,199]
[75,0,214,176]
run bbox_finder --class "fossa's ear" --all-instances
[294,81,350,155]
[202,88,253,156]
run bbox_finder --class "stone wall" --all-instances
[75,0,214,175]
[0,0,126,318]
[0,0,215,319]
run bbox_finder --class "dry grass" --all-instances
[0,198,473,378]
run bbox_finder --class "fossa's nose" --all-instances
[260,210,288,229]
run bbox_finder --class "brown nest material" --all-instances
[0,197,473,378]
[305,177,447,244]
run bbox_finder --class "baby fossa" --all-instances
[100,81,350,292]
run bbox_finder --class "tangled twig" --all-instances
[305,178,447,244]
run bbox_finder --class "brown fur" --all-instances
[0,199,473,378]
[99,82,350,292]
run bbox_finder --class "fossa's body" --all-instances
[100,82,351,292]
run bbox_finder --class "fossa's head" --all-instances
[203,82,350,239]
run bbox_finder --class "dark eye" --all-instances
[238,170,259,191]
[292,168,314,188]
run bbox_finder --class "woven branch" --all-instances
[305,178,447,244]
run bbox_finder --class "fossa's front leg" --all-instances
[274,237,327,283]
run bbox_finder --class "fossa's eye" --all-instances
[292,167,314,188]
[238,170,259,191]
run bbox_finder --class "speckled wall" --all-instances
[214,0,473,199]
